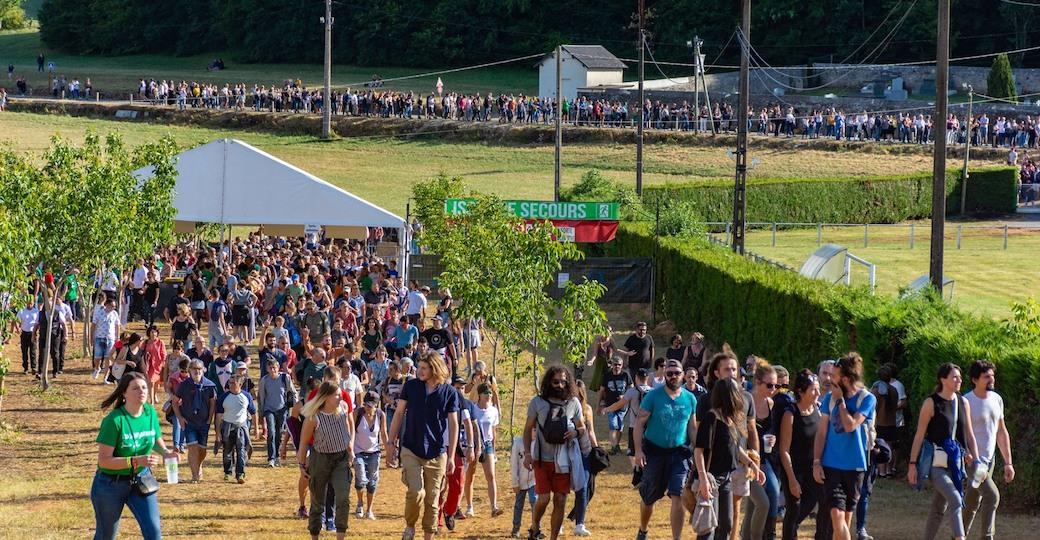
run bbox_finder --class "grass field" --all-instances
[744,220,1040,318]
[0,111,971,218]
[0,29,538,96]
[2,316,1038,540]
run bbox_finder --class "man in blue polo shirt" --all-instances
[633,359,697,540]
[387,352,460,540]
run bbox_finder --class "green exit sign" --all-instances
[445,199,619,221]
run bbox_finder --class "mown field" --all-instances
[3,316,1038,539]
[745,220,1040,319]
[0,111,968,218]
[0,29,538,96]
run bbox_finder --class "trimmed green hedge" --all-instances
[641,167,1017,223]
[595,222,1040,507]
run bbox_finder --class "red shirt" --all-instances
[306,388,354,413]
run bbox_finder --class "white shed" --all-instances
[537,45,626,101]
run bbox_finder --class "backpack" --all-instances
[853,389,877,452]
[538,397,569,446]
[872,381,900,428]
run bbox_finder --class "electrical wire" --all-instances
[337,53,544,88]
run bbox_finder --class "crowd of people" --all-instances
[6,232,1016,540]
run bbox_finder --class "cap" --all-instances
[635,368,650,379]
[451,376,466,386]
[363,391,380,404]
[664,359,683,369]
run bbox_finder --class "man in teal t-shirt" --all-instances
[632,359,697,540]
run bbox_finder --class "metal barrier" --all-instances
[704,221,1039,251]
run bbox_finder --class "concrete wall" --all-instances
[809,64,1040,95]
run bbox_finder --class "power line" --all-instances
[1000,0,1040,6]
[337,54,544,88]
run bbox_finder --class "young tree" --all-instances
[413,175,608,430]
[0,132,179,389]
[987,53,1017,103]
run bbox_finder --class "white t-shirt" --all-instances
[340,373,362,399]
[890,379,908,427]
[963,390,1004,465]
[473,404,500,444]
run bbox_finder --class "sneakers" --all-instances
[857,530,874,540]
[223,473,231,482]
[366,510,376,520]
[325,518,335,532]
[356,503,365,518]
[236,475,245,484]
[91,368,100,379]
[445,513,456,531]
[465,507,475,518]
[268,459,277,468]
[401,527,416,540]
[454,509,465,520]
[573,524,591,537]
[274,458,281,467]
[635,530,648,540]
[296,506,308,519]
[491,507,505,517]
[511,526,521,538]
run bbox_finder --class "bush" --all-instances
[0,0,27,30]
[657,199,706,238]
[562,170,645,221]
[641,167,1017,224]
[597,222,1040,507]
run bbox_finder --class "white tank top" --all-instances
[353,411,382,453]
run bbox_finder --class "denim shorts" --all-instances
[607,410,626,432]
[183,424,211,447]
[94,337,114,359]
[638,443,691,505]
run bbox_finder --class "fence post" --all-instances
[130,93,133,104]
[956,225,962,250]
[725,222,732,243]
[909,223,915,250]
[817,223,822,246]
[1004,224,1008,250]
[864,224,869,248]
[772,223,777,247]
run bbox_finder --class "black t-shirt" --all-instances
[665,346,684,362]
[623,334,654,371]
[696,410,739,476]
[186,347,214,369]
[789,407,821,471]
[601,371,632,407]
[168,295,190,316]
[422,328,451,350]
[364,290,387,307]
[228,344,249,365]
[696,386,756,424]
[171,319,197,341]
[143,281,159,304]
[349,358,367,378]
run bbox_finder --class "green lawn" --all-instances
[745,221,1040,318]
[0,111,957,216]
[0,29,537,96]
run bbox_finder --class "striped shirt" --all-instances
[312,407,351,454]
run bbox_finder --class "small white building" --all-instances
[537,45,626,101]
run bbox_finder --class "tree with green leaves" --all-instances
[0,132,179,389]
[412,175,607,431]
[987,53,1017,103]
[0,0,27,31]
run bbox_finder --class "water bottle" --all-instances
[970,460,988,489]
[164,456,180,484]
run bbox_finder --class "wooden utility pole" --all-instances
[692,37,700,133]
[732,0,751,254]
[930,0,950,290]
[555,45,562,201]
[636,0,645,196]
[321,0,333,139]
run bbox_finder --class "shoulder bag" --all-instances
[688,415,719,536]
[122,408,161,496]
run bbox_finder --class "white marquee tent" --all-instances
[135,138,409,272]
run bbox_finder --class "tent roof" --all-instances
[136,138,404,228]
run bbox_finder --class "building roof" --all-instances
[544,45,626,70]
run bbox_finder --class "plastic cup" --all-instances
[164,457,180,484]
[970,461,988,489]
[763,434,776,454]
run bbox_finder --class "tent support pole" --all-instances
[218,223,226,269]
[403,203,411,284]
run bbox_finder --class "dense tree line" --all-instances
[37,0,1040,69]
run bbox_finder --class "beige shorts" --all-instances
[732,463,751,497]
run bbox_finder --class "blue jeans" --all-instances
[90,470,161,540]
[264,409,287,461]
[856,458,876,532]
[763,459,780,517]
[221,422,248,476]
[353,451,381,493]
[571,454,592,525]
[512,487,537,530]
[169,413,184,451]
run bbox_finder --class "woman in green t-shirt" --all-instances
[91,371,178,540]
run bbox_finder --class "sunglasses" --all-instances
[665,370,683,377]
[759,382,780,389]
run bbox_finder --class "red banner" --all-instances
[525,220,618,243]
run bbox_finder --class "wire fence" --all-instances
[702,221,1040,252]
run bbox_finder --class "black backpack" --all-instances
[539,397,569,445]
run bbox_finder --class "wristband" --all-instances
[127,456,133,469]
